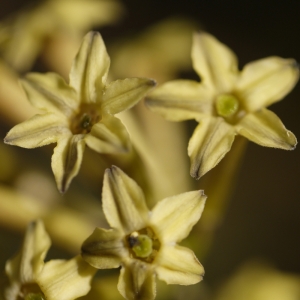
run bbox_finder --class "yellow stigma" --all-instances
[129,233,153,258]
[215,94,239,118]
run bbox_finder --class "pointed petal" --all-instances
[51,134,86,193]
[5,220,51,284]
[236,57,299,112]
[188,117,236,179]
[236,108,297,150]
[118,261,156,300]
[81,228,124,269]
[146,80,213,121]
[102,166,149,234]
[69,31,110,104]
[37,256,96,300]
[102,78,156,115]
[21,73,78,117]
[4,113,68,148]
[156,244,204,285]
[85,115,130,154]
[192,32,238,92]
[150,191,206,243]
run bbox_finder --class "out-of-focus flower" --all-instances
[0,0,123,71]
[4,31,155,193]
[214,262,300,300]
[3,219,96,300]
[146,32,298,179]
[82,166,206,300]
[110,17,197,83]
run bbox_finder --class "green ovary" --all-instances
[131,234,153,258]
[215,94,239,118]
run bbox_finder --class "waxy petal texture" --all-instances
[150,191,206,243]
[4,113,67,148]
[21,73,78,117]
[118,261,156,300]
[236,108,297,150]
[69,31,110,104]
[146,80,213,121]
[37,256,96,300]
[236,57,299,112]
[192,32,238,92]
[156,245,204,285]
[85,115,130,154]
[103,78,156,115]
[82,228,124,269]
[51,134,86,193]
[102,166,149,234]
[188,117,236,179]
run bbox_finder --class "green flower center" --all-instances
[71,105,100,134]
[215,94,239,118]
[129,233,153,258]
[20,283,45,300]
[127,228,160,263]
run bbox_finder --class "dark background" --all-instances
[1,0,300,289]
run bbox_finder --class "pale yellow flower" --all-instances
[4,31,155,192]
[3,219,96,300]
[82,166,206,300]
[215,262,300,300]
[0,0,123,71]
[146,32,298,179]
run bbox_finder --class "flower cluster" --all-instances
[0,3,298,300]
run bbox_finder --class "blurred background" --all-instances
[0,0,300,299]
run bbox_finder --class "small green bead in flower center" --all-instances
[129,232,153,258]
[25,293,45,300]
[70,106,100,134]
[215,94,239,118]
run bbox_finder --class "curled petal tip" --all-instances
[147,79,157,87]
[199,190,207,198]
[190,167,203,181]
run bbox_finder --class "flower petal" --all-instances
[102,166,149,234]
[192,32,238,93]
[236,57,299,112]
[50,0,124,30]
[85,115,130,154]
[236,108,297,149]
[118,260,156,300]
[51,134,86,193]
[146,80,213,121]
[102,78,156,115]
[37,256,96,300]
[21,72,78,117]
[150,191,206,243]
[69,31,110,104]
[4,113,68,148]
[5,220,51,284]
[81,228,124,269]
[156,244,204,285]
[188,117,236,179]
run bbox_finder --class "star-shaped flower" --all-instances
[4,31,156,192]
[146,32,298,179]
[3,219,96,300]
[81,166,206,300]
[0,0,123,71]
